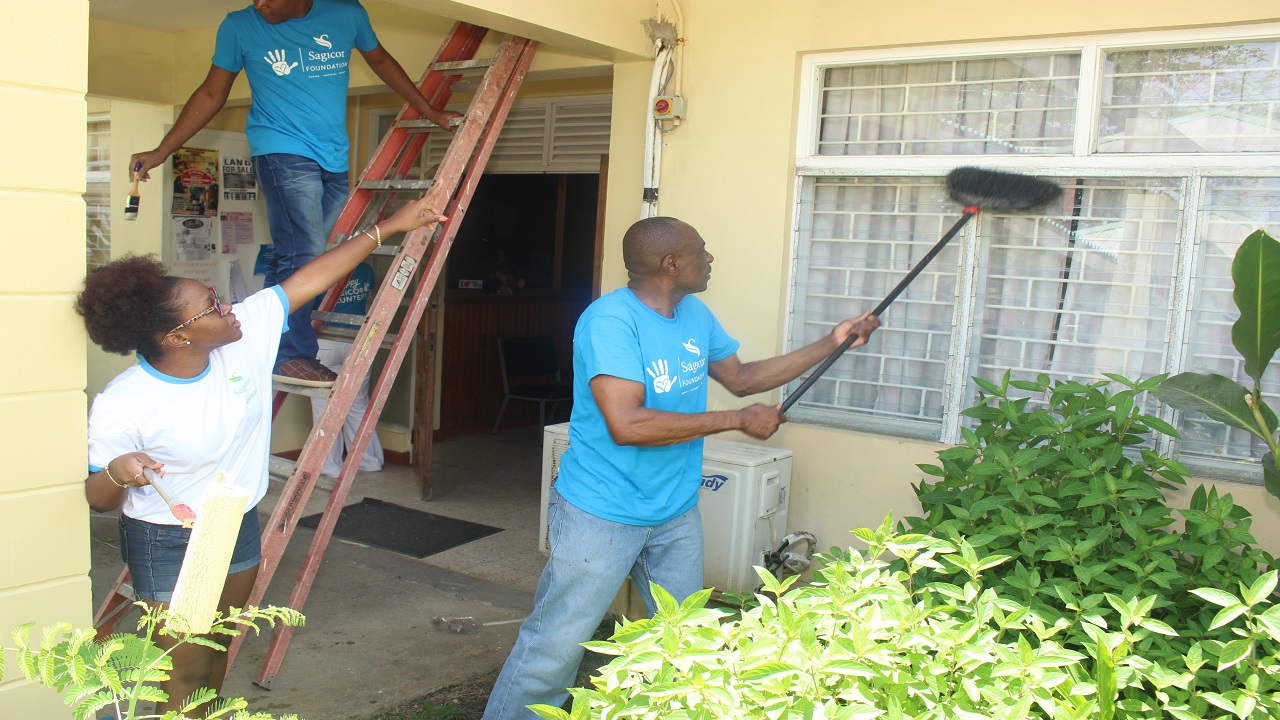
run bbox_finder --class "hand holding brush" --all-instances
[123,161,142,221]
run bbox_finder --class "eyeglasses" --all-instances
[169,286,226,334]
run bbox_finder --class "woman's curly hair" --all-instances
[76,255,184,359]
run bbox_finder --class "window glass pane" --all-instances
[1098,41,1280,153]
[788,176,958,437]
[817,53,1079,156]
[967,179,1178,413]
[1179,178,1280,474]
[86,118,111,270]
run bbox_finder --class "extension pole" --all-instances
[780,207,978,414]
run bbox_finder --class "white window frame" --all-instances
[786,23,1280,482]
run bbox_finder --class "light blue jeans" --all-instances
[253,153,349,364]
[481,487,704,720]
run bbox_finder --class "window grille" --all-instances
[790,26,1280,482]
[86,115,111,270]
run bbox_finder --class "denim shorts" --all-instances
[119,508,261,602]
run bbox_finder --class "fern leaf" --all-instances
[72,690,116,720]
[202,695,249,719]
[179,686,218,713]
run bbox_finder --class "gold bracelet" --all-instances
[104,465,128,488]
[363,224,382,248]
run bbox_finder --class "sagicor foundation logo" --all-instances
[264,49,298,76]
[682,338,700,356]
[313,34,332,49]
[646,359,674,394]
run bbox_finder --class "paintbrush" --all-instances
[143,468,198,528]
[124,161,142,220]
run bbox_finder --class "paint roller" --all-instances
[167,474,250,635]
[780,167,1062,413]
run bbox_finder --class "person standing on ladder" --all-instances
[311,261,384,476]
[130,0,460,387]
[482,217,881,720]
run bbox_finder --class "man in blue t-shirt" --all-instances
[482,217,882,720]
[131,0,458,388]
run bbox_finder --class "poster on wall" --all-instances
[174,216,215,260]
[172,147,219,216]
[222,156,257,202]
[220,211,255,253]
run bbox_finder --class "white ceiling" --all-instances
[89,0,260,33]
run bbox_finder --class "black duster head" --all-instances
[946,167,1061,212]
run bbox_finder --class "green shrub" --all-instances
[533,373,1280,718]
[532,516,1280,719]
[904,371,1280,715]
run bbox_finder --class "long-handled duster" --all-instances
[782,167,1062,413]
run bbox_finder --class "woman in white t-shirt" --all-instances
[78,195,444,713]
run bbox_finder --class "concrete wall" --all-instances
[596,0,1280,553]
[0,1,92,715]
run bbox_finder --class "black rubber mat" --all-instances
[298,497,503,559]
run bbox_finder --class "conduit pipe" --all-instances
[641,38,674,219]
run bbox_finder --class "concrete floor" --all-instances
[89,428,551,720]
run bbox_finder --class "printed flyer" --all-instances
[172,147,219,216]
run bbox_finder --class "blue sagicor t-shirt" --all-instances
[554,288,741,526]
[212,0,378,171]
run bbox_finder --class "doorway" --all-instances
[433,172,599,436]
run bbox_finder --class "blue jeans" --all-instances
[254,153,349,364]
[482,488,704,720]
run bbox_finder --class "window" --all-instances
[370,95,611,175]
[86,114,111,270]
[788,26,1280,482]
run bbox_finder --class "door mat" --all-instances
[298,497,503,559]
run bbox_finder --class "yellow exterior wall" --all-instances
[0,1,92,716]
[596,0,1280,553]
[88,18,175,104]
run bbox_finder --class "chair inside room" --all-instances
[493,335,573,432]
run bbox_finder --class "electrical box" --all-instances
[539,423,793,593]
[653,95,687,120]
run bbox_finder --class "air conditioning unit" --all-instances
[539,422,794,593]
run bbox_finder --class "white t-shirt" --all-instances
[88,286,289,524]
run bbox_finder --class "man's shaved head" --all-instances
[622,216,688,275]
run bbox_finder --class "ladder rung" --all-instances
[312,311,366,326]
[397,119,444,132]
[271,381,332,399]
[314,325,398,350]
[358,179,436,191]
[269,456,296,481]
[398,117,465,133]
[432,58,494,72]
